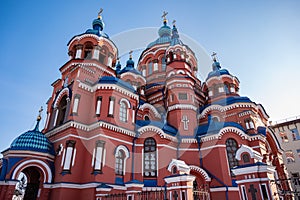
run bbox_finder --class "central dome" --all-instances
[158,23,171,37]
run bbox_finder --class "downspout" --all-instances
[196,136,229,200]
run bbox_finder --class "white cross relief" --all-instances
[181,115,189,130]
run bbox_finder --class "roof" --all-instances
[98,76,136,92]
[196,121,246,136]
[136,120,177,136]
[206,68,231,80]
[10,122,55,155]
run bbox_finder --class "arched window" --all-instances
[56,95,68,126]
[144,116,150,121]
[148,61,153,75]
[83,43,93,59]
[144,138,157,177]
[119,101,127,122]
[226,138,239,169]
[115,150,125,175]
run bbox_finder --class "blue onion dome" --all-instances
[85,10,109,38]
[206,53,231,80]
[119,53,141,75]
[158,21,172,37]
[10,110,55,155]
[115,59,121,74]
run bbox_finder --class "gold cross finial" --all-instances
[129,50,133,59]
[162,11,168,22]
[98,8,103,19]
[37,106,43,121]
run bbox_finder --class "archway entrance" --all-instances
[22,166,41,200]
[192,176,210,200]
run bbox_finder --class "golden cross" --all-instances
[37,106,43,120]
[162,11,168,20]
[129,50,133,58]
[98,8,103,18]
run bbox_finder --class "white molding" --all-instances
[78,81,139,100]
[232,165,276,176]
[120,72,146,83]
[0,180,19,186]
[235,178,270,184]
[139,103,161,119]
[210,187,239,192]
[138,125,177,141]
[164,174,195,184]
[189,165,211,181]
[167,104,197,112]
[2,150,55,160]
[12,159,52,183]
[235,144,262,161]
[53,87,70,108]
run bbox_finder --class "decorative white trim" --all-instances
[235,145,263,162]
[210,187,239,192]
[138,125,177,141]
[120,98,132,109]
[139,103,161,119]
[53,87,70,108]
[115,145,130,175]
[120,72,146,83]
[0,180,19,186]
[167,104,197,112]
[232,165,276,176]
[45,120,136,138]
[189,165,211,181]
[164,174,196,184]
[78,81,139,100]
[2,150,55,160]
[235,178,270,184]
[12,159,52,183]
[167,159,190,174]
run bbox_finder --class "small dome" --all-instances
[10,121,55,155]
[158,23,171,37]
[126,57,134,67]
[92,18,104,31]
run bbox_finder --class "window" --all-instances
[260,184,269,200]
[242,153,250,163]
[178,93,187,100]
[285,150,295,163]
[144,116,150,121]
[245,119,255,130]
[108,97,115,117]
[84,43,93,59]
[148,62,153,75]
[241,185,248,200]
[226,138,239,169]
[55,95,68,126]
[144,138,157,177]
[93,140,105,172]
[115,150,125,175]
[119,101,127,122]
[292,173,300,185]
[98,53,105,64]
[72,94,80,114]
[161,56,166,71]
[280,132,289,142]
[291,128,300,140]
[95,96,102,116]
[62,140,76,172]
[224,84,230,94]
[153,62,158,71]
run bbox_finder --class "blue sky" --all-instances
[0,0,299,152]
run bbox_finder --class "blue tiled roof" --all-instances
[196,121,245,136]
[10,123,55,155]
[147,36,171,48]
[136,120,177,136]
[206,69,231,80]
[200,96,253,113]
[98,76,136,92]
[145,82,165,90]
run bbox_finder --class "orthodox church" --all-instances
[0,11,292,200]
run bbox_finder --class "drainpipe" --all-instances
[196,136,229,200]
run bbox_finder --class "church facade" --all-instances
[0,11,292,200]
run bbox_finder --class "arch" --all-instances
[119,98,131,109]
[11,159,52,183]
[176,70,186,75]
[114,145,130,159]
[114,145,129,176]
[53,87,70,109]
[167,71,175,78]
[139,103,161,119]
[235,144,262,162]
[226,138,239,169]
[143,137,157,177]
[189,165,211,182]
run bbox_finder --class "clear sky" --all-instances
[0,0,299,153]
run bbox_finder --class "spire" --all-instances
[34,106,43,131]
[116,58,121,74]
[170,19,182,46]
[211,52,221,71]
[92,8,105,32]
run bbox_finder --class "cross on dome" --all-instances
[98,8,103,19]
[172,20,176,26]
[211,52,217,62]
[162,11,168,20]
[37,106,43,121]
